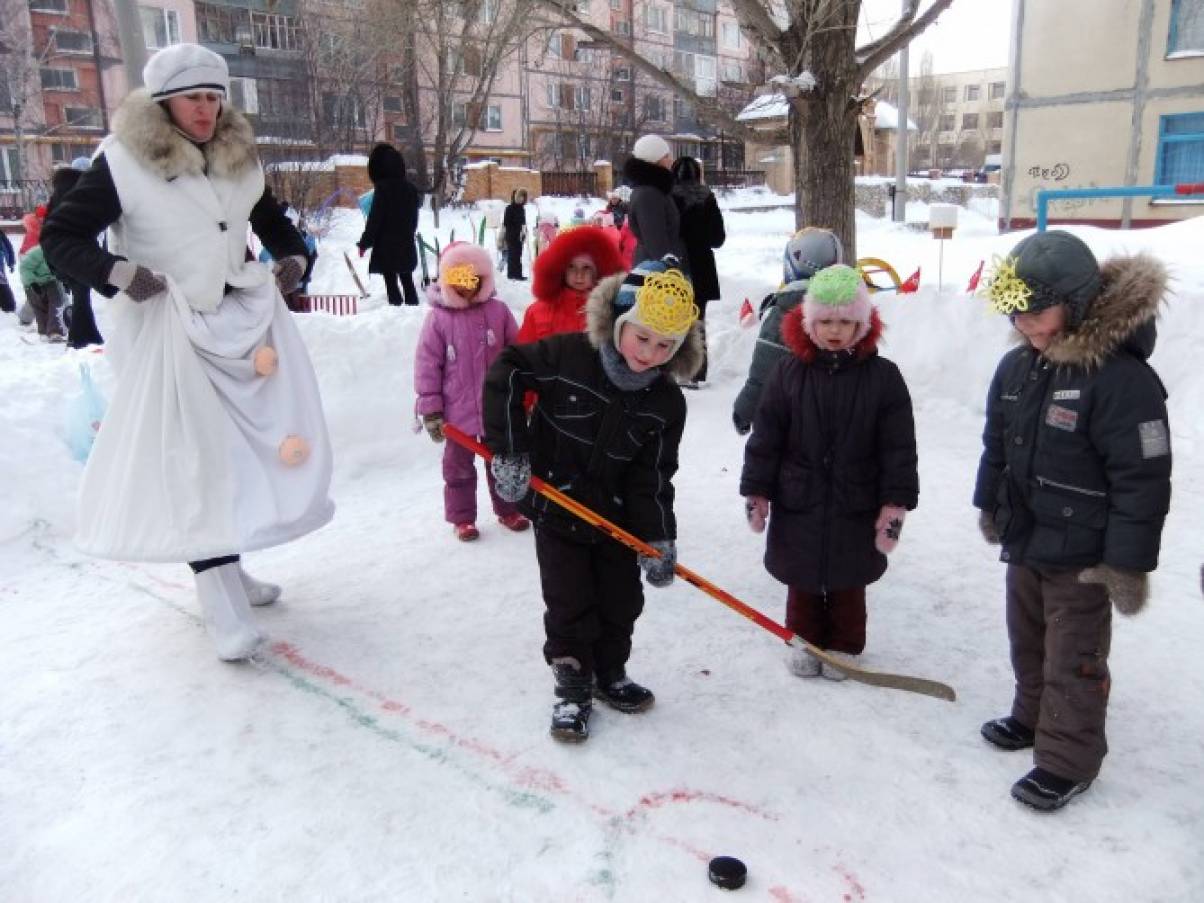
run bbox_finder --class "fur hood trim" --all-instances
[1040,253,1167,368]
[671,181,713,209]
[623,156,675,194]
[110,88,258,181]
[532,225,624,299]
[781,305,884,364]
[585,272,705,380]
[434,241,495,307]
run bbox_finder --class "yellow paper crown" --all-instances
[979,254,1032,315]
[634,268,699,336]
[444,263,480,292]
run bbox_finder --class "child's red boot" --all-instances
[497,512,530,532]
[454,523,480,542]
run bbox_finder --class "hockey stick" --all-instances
[342,251,369,299]
[445,425,955,702]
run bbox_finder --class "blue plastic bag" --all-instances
[64,363,107,463]
[358,189,374,218]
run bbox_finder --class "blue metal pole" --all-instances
[1035,185,1180,231]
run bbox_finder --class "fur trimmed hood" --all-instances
[584,272,705,380]
[623,156,675,194]
[110,88,259,181]
[431,241,495,308]
[1039,253,1166,369]
[531,225,624,300]
[781,305,884,364]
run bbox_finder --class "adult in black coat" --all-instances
[623,135,685,267]
[502,187,528,280]
[46,165,104,348]
[0,230,14,313]
[357,143,421,306]
[670,156,725,382]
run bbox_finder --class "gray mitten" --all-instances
[273,254,307,296]
[978,508,1001,545]
[422,413,445,443]
[490,452,531,503]
[1079,564,1148,616]
[639,540,676,588]
[109,260,167,302]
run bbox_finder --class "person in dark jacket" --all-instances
[669,156,725,385]
[603,190,628,229]
[502,187,528,280]
[733,228,843,433]
[623,135,686,267]
[483,255,703,743]
[44,164,105,348]
[740,264,918,681]
[0,229,14,313]
[973,230,1171,813]
[357,143,421,306]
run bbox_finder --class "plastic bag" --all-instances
[64,363,107,463]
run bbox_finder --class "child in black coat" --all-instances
[483,255,703,742]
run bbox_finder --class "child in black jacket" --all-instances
[483,255,703,742]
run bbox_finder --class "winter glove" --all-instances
[639,540,676,588]
[1079,564,1148,616]
[744,496,769,534]
[108,260,167,302]
[358,246,366,258]
[490,452,531,503]
[422,413,445,443]
[874,505,907,554]
[978,508,1001,545]
[732,411,751,436]
[273,254,307,296]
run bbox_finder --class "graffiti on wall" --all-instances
[1027,163,1071,181]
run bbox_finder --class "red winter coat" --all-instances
[519,225,624,343]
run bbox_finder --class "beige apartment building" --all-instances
[1001,0,1204,229]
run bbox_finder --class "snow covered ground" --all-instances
[2,194,1202,901]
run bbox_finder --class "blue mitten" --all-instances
[490,452,531,503]
[639,540,676,588]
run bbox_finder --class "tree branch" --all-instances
[856,0,955,80]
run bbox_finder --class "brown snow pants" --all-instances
[1006,563,1112,783]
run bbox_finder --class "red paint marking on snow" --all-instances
[624,788,779,822]
[769,887,805,903]
[834,864,866,901]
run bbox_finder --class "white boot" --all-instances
[787,647,822,678]
[820,651,858,682]
[195,564,266,661]
[239,565,282,607]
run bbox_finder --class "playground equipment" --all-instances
[856,257,920,294]
[1035,182,1204,231]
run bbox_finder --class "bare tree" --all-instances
[533,0,957,256]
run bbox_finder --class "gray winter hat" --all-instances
[1003,230,1102,327]
[783,228,844,284]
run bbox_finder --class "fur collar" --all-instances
[671,182,713,209]
[623,157,675,194]
[110,88,259,181]
[585,272,705,381]
[1038,254,1166,368]
[781,305,884,364]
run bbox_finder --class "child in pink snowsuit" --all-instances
[414,242,525,541]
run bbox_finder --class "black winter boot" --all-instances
[980,715,1036,751]
[594,668,655,713]
[1010,767,1092,812]
[550,659,593,743]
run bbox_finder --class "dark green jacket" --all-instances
[732,282,808,430]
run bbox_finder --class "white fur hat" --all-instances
[631,134,672,164]
[143,43,229,101]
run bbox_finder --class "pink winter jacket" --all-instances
[414,283,519,436]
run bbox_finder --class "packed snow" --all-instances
[2,192,1202,901]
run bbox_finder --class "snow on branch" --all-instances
[769,71,819,95]
[855,0,955,80]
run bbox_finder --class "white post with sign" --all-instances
[929,204,958,293]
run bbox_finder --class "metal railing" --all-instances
[540,170,598,197]
[0,179,52,220]
[703,168,767,189]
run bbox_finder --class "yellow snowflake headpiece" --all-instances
[613,255,699,354]
[443,263,480,293]
[979,254,1032,315]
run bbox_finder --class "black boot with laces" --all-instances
[594,668,655,713]
[550,660,593,743]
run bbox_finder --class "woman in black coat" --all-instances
[357,143,421,306]
[670,156,725,383]
[502,188,528,280]
[46,165,104,347]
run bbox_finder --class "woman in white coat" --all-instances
[42,44,334,661]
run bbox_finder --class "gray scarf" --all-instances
[600,343,659,391]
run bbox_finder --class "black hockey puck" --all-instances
[708,856,747,890]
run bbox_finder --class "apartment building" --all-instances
[1001,0,1204,229]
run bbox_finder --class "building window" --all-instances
[962,113,978,129]
[723,61,743,83]
[1156,112,1204,183]
[383,95,403,113]
[392,124,409,142]
[676,8,713,38]
[987,111,1003,129]
[140,6,181,49]
[251,12,299,51]
[64,106,103,128]
[644,4,668,33]
[323,94,365,128]
[1168,0,1204,54]
[964,84,980,101]
[644,93,665,120]
[485,104,502,131]
[52,29,94,54]
[611,88,624,101]
[196,3,241,45]
[479,0,498,24]
[989,81,1005,99]
[939,113,955,132]
[229,77,258,114]
[694,54,717,97]
[29,0,68,11]
[615,66,631,81]
[721,21,742,50]
[51,142,96,163]
[988,141,1002,154]
[40,68,78,91]
[610,0,622,7]
[942,85,957,104]
[452,100,467,128]
[614,20,631,36]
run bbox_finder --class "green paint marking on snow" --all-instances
[263,659,555,814]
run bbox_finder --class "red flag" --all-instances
[739,297,755,327]
[898,268,921,294]
[966,260,984,293]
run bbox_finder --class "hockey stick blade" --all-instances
[788,636,956,701]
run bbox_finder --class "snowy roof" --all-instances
[736,94,917,131]
[872,100,917,132]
